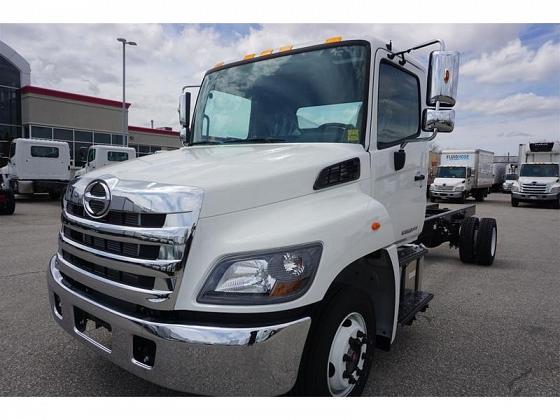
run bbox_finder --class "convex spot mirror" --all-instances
[423,109,455,133]
[427,50,460,107]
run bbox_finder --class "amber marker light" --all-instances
[371,222,381,231]
[243,53,256,60]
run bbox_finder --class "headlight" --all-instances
[198,243,322,305]
[511,184,519,192]
[454,185,465,191]
[550,186,560,194]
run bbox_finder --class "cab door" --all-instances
[369,49,428,244]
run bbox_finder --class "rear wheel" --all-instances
[476,218,497,266]
[473,190,484,202]
[459,216,479,263]
[294,289,375,396]
[511,197,519,207]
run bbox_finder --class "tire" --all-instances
[552,198,560,210]
[0,190,15,215]
[474,191,484,202]
[294,288,375,396]
[476,218,497,266]
[430,196,436,203]
[511,198,519,207]
[459,216,479,263]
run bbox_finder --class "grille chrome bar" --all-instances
[56,253,173,308]
[60,232,182,277]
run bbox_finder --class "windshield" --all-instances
[191,44,369,145]
[437,166,466,178]
[520,164,559,177]
[505,173,518,180]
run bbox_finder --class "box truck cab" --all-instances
[0,138,71,199]
[75,145,136,177]
[430,149,494,202]
[511,142,560,208]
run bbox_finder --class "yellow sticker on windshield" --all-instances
[347,129,360,143]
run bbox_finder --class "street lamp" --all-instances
[116,38,137,147]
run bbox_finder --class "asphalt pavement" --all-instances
[0,193,559,396]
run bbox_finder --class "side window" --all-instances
[108,151,129,162]
[30,146,59,158]
[203,90,251,140]
[377,61,420,149]
[87,148,96,163]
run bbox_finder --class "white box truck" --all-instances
[511,142,560,208]
[430,149,494,202]
[502,163,518,193]
[74,145,136,177]
[46,36,498,396]
[0,138,71,199]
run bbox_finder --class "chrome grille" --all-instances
[435,185,454,191]
[521,183,547,193]
[58,176,203,310]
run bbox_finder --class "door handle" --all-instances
[414,174,425,181]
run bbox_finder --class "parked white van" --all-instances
[75,145,136,177]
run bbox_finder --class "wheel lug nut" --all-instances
[357,331,365,338]
[348,377,357,384]
[343,354,351,362]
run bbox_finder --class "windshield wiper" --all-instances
[223,137,288,144]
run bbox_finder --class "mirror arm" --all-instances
[388,38,446,59]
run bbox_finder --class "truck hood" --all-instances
[518,176,559,185]
[433,177,465,187]
[79,143,368,218]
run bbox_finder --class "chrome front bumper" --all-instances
[512,192,559,201]
[430,190,464,199]
[47,256,311,396]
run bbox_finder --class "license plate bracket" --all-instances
[74,307,112,352]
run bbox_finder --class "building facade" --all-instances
[0,40,181,167]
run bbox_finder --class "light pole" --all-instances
[116,38,137,147]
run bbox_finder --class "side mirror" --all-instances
[423,109,455,133]
[178,92,191,127]
[427,50,460,107]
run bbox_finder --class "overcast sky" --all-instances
[0,23,558,154]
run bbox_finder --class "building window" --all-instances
[31,125,53,139]
[31,145,59,158]
[112,134,124,145]
[53,128,73,141]
[0,55,21,88]
[0,87,21,132]
[94,132,111,144]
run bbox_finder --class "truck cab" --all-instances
[0,138,71,198]
[47,36,476,396]
[75,145,136,177]
[511,142,560,208]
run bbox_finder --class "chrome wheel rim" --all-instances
[327,312,368,397]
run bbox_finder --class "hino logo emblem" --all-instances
[83,180,111,218]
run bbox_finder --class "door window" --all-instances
[377,61,420,149]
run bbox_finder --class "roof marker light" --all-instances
[260,49,273,56]
[325,36,342,44]
[243,53,256,60]
[279,44,293,52]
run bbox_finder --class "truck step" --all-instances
[398,290,434,325]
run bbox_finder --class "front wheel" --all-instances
[0,190,16,215]
[294,289,375,396]
[511,197,519,207]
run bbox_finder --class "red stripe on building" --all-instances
[128,125,180,136]
[20,85,131,109]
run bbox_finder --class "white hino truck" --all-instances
[0,138,71,199]
[46,36,498,396]
[74,145,136,178]
[511,142,560,208]
[430,149,494,203]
